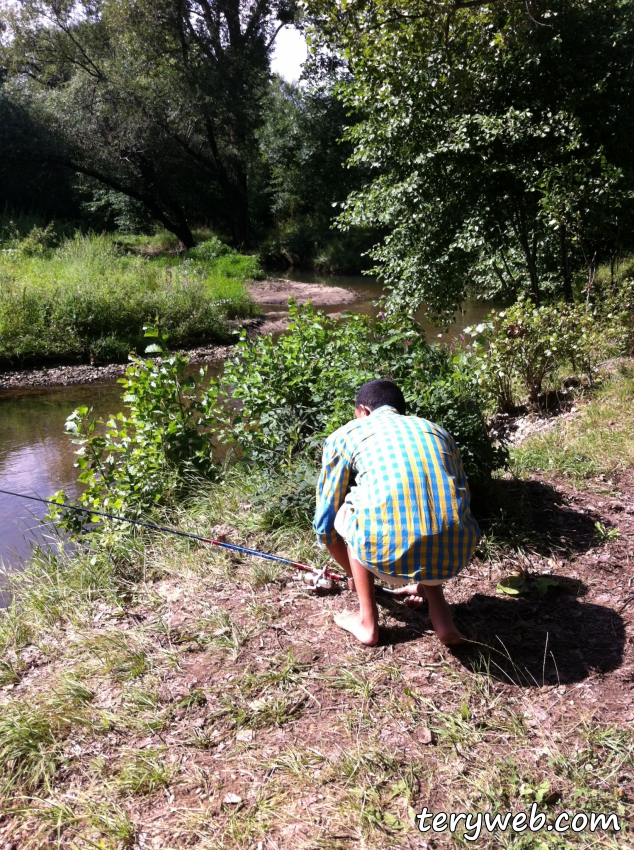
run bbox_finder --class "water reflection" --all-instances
[0,383,123,569]
[277,270,500,343]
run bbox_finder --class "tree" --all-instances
[2,0,297,247]
[251,74,377,269]
[306,0,634,319]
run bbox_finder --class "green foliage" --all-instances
[0,233,255,367]
[464,298,628,411]
[0,703,60,792]
[14,223,58,257]
[308,0,634,316]
[216,302,503,483]
[206,252,264,282]
[250,458,320,529]
[115,749,172,796]
[2,0,295,246]
[256,78,372,272]
[186,236,234,264]
[510,363,634,480]
[54,327,217,530]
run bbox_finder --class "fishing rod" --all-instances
[0,487,345,586]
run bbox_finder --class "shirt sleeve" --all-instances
[313,431,353,547]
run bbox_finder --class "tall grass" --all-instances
[0,232,258,367]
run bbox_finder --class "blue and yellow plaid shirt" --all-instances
[313,406,480,582]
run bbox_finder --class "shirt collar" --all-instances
[370,405,399,416]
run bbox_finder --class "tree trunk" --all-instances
[560,228,573,302]
[161,210,196,250]
[517,229,541,304]
[228,165,250,248]
[53,158,196,248]
[508,205,541,304]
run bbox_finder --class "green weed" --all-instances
[0,702,71,792]
[0,657,22,686]
[75,630,151,680]
[595,521,621,543]
[511,367,634,481]
[194,608,253,658]
[114,748,173,796]
[54,673,95,706]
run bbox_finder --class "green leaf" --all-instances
[496,575,529,596]
[533,577,562,597]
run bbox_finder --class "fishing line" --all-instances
[0,488,346,583]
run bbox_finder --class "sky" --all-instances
[271,26,308,82]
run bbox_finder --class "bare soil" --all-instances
[248,278,361,307]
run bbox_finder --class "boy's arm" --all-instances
[313,433,353,546]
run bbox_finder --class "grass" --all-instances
[1,373,633,846]
[0,229,259,368]
[511,363,634,482]
[114,749,173,796]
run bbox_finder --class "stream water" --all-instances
[0,274,498,574]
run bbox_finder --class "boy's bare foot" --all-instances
[389,582,428,607]
[435,627,466,646]
[423,585,466,645]
[334,610,379,646]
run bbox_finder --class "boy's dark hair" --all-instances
[355,379,406,414]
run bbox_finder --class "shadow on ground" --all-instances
[472,478,604,557]
[378,587,625,687]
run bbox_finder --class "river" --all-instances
[0,274,497,574]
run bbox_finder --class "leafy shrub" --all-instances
[215,302,504,484]
[15,224,58,257]
[53,329,216,529]
[596,269,634,357]
[186,237,233,264]
[250,458,320,529]
[464,297,628,412]
[187,238,264,280]
[211,252,264,280]
[0,277,232,365]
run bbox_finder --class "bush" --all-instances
[464,297,630,412]
[0,233,257,367]
[187,238,264,281]
[215,302,504,484]
[53,329,216,530]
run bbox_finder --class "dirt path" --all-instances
[3,466,630,847]
[249,279,361,334]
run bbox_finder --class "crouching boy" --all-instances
[313,379,479,646]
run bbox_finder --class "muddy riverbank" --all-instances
[0,343,235,391]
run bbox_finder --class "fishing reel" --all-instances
[303,566,335,593]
